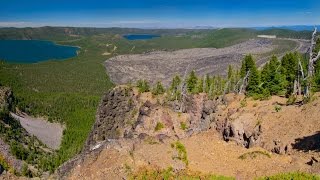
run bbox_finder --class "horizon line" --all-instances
[0,24,319,30]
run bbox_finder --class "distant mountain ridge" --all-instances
[0,26,314,41]
[252,25,320,31]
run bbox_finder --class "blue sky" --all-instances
[0,0,319,28]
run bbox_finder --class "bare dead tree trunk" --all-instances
[293,79,298,95]
[298,59,305,80]
[234,78,242,92]
[293,59,304,95]
[306,27,320,98]
[239,71,250,94]
[203,75,206,93]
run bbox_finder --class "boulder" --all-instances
[223,113,261,148]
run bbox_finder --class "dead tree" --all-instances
[305,27,320,98]
[202,75,206,93]
[179,64,190,112]
[234,78,242,92]
[239,70,250,94]
[293,59,305,95]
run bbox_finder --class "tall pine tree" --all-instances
[187,70,198,93]
[240,55,261,95]
[281,52,299,95]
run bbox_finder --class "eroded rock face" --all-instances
[86,86,137,148]
[89,86,266,153]
[86,87,264,153]
[203,94,262,149]
[86,87,221,150]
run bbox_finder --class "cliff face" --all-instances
[85,86,219,151]
[61,86,320,179]
[85,86,263,152]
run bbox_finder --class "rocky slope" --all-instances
[0,87,22,172]
[0,87,14,113]
[58,86,320,179]
[105,39,309,86]
[0,86,52,178]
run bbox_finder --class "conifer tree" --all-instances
[170,75,181,92]
[281,53,299,95]
[152,81,165,95]
[227,65,235,92]
[261,55,287,96]
[137,79,150,93]
[227,65,233,80]
[240,55,261,95]
[169,75,182,100]
[187,70,198,93]
[195,77,204,93]
[204,74,211,93]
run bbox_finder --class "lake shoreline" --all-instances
[0,39,80,63]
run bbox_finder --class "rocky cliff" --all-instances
[59,86,320,179]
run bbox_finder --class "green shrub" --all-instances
[137,79,150,93]
[0,155,10,171]
[152,81,165,95]
[287,95,296,105]
[180,122,188,130]
[238,151,271,160]
[240,99,247,108]
[171,141,188,166]
[274,105,282,112]
[21,163,33,177]
[155,122,164,131]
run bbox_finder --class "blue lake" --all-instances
[0,40,79,63]
[123,34,161,40]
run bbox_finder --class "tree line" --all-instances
[137,50,320,104]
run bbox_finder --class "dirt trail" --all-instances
[10,113,64,150]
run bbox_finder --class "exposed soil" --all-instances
[66,131,314,180]
[10,113,64,150]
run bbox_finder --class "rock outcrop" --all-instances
[85,87,222,152]
[86,87,264,152]
[0,86,14,113]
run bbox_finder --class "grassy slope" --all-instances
[0,27,307,170]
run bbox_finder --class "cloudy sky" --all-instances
[0,0,319,28]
